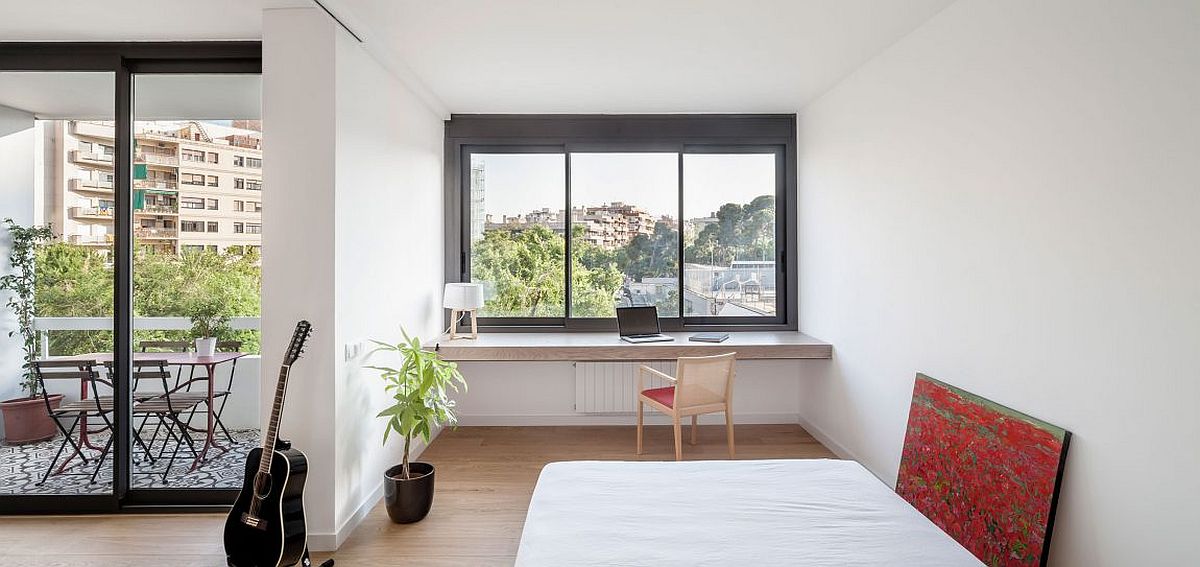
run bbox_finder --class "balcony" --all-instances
[136,152,179,167]
[69,206,114,220]
[70,150,113,166]
[134,179,178,191]
[69,178,115,194]
[68,234,113,246]
[71,121,115,140]
[134,227,178,239]
[136,204,179,215]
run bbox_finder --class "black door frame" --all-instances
[0,42,260,514]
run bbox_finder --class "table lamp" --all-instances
[444,283,484,339]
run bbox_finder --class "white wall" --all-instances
[453,360,810,426]
[263,6,445,551]
[0,105,36,419]
[332,27,445,547]
[262,5,340,545]
[796,1,1200,565]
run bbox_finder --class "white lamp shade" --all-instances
[443,283,484,310]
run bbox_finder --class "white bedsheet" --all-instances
[516,459,983,566]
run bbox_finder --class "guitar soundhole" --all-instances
[253,471,273,498]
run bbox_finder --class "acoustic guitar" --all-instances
[224,320,325,567]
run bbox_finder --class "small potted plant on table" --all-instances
[188,296,229,356]
[366,330,466,524]
[0,219,60,444]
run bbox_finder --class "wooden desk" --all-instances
[425,331,832,361]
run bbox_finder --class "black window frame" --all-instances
[445,114,798,333]
[0,40,259,514]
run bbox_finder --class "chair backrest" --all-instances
[216,340,243,352]
[139,340,190,353]
[30,360,100,412]
[674,352,736,409]
[104,359,172,395]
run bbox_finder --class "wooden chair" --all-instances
[636,352,737,460]
[127,360,203,483]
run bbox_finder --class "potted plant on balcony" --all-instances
[188,296,230,356]
[0,218,60,444]
[366,329,466,524]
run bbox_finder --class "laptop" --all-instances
[616,306,674,343]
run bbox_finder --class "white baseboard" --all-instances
[308,425,442,552]
[455,412,800,426]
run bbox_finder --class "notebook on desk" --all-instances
[616,306,674,343]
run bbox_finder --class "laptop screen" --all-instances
[616,306,661,336]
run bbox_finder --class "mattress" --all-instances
[516,459,984,566]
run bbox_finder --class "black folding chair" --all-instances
[31,360,115,485]
[128,360,203,484]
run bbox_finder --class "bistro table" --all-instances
[40,351,246,474]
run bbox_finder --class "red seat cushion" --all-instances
[642,386,676,408]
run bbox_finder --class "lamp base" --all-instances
[448,309,479,340]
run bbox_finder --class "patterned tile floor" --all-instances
[0,428,259,494]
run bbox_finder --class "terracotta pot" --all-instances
[1,394,62,445]
[384,462,435,524]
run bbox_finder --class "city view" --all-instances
[469,152,778,318]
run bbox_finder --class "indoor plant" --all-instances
[0,218,60,444]
[366,329,466,524]
[188,296,230,356]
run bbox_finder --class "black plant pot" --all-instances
[384,462,435,524]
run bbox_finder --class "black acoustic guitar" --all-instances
[224,321,326,567]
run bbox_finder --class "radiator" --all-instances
[575,360,676,414]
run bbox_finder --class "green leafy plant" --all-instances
[1,219,55,398]
[366,329,466,479]
[187,295,231,339]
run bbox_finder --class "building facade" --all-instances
[47,120,263,254]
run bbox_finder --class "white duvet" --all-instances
[516,459,983,566]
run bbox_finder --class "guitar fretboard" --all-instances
[257,364,291,478]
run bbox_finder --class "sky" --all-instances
[473,152,776,220]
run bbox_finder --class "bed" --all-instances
[516,374,1070,566]
[515,458,984,566]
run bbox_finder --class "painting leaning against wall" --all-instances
[896,373,1071,567]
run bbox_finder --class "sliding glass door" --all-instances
[0,43,260,512]
[0,71,118,508]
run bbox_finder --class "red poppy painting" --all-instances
[896,374,1070,567]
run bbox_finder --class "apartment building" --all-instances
[482,202,662,249]
[48,119,263,254]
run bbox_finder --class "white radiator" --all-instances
[575,361,676,414]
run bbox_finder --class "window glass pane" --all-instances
[132,73,262,490]
[0,71,116,496]
[683,153,777,317]
[569,153,679,318]
[468,153,566,317]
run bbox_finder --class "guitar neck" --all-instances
[257,364,291,476]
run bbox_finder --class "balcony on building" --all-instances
[68,206,114,220]
[69,178,115,194]
[69,149,113,166]
[134,226,179,239]
[135,150,179,167]
[67,234,113,246]
[70,120,115,140]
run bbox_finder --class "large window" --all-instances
[450,115,795,330]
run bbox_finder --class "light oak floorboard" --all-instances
[0,425,837,566]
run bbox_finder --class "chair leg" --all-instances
[39,416,80,485]
[690,415,698,445]
[672,415,682,461]
[90,435,114,485]
[636,400,644,455]
[725,408,735,459]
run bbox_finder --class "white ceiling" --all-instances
[0,0,954,114]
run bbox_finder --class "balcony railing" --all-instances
[69,178,115,193]
[71,121,115,139]
[68,234,113,246]
[135,152,179,166]
[70,206,114,219]
[70,150,113,165]
[136,204,179,215]
[134,179,178,191]
[134,227,178,239]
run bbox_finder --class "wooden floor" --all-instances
[0,425,837,566]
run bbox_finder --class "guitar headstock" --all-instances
[284,320,312,366]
